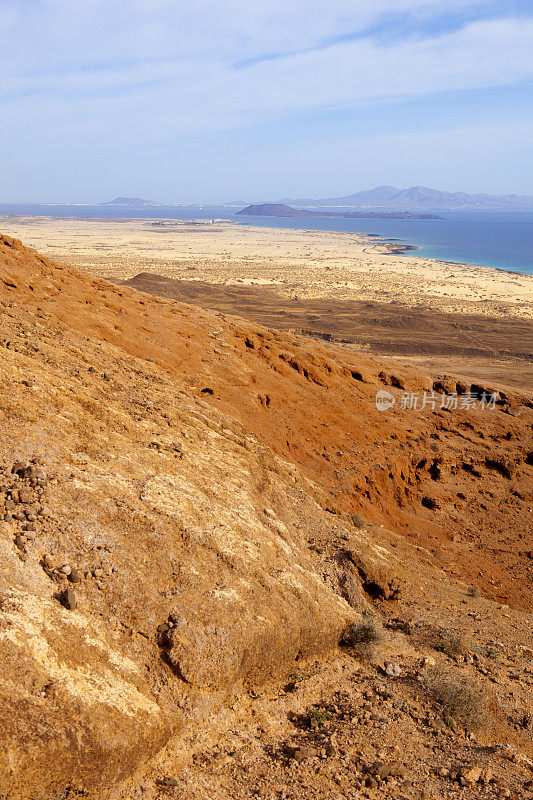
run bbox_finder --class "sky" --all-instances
[1,0,532,202]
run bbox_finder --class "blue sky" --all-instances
[1,0,532,202]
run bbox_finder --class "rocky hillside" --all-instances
[0,234,532,799]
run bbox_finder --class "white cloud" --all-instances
[1,12,531,143]
[0,0,531,198]
[0,0,512,74]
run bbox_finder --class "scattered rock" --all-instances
[60,588,77,610]
[287,745,319,762]
[457,766,482,786]
[11,461,27,475]
[156,776,179,787]
[367,760,391,779]
[324,739,337,757]
[68,567,82,583]
[18,487,33,504]
[384,662,401,678]
[42,553,55,570]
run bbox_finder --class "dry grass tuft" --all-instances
[350,512,367,529]
[434,629,472,657]
[340,619,383,659]
[425,673,485,730]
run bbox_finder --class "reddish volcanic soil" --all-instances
[1,234,531,613]
[122,273,533,613]
[122,273,533,390]
[2,231,533,800]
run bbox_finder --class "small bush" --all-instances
[341,620,382,658]
[434,630,471,657]
[384,616,413,635]
[425,674,485,730]
[351,513,367,528]
[467,585,480,598]
[307,706,332,725]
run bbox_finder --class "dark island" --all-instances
[104,197,157,207]
[235,203,441,219]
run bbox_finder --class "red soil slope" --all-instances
[1,234,532,611]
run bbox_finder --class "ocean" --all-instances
[1,204,532,275]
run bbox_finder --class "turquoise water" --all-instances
[238,209,533,275]
[1,204,531,275]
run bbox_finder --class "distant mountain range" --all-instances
[281,185,533,211]
[236,203,440,220]
[103,187,533,211]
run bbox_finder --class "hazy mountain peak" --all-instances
[104,197,156,206]
[285,185,533,210]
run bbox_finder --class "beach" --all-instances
[2,215,531,315]
[2,215,532,388]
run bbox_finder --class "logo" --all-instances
[375,389,395,412]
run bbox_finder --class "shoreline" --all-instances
[233,216,533,276]
[3,212,530,276]
[2,212,528,275]
[0,215,531,321]
[1,206,532,275]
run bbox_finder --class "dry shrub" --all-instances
[306,706,333,725]
[350,512,367,528]
[425,673,485,730]
[341,619,382,659]
[434,629,471,657]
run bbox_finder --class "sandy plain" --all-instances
[1,215,532,313]
[1,215,532,388]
